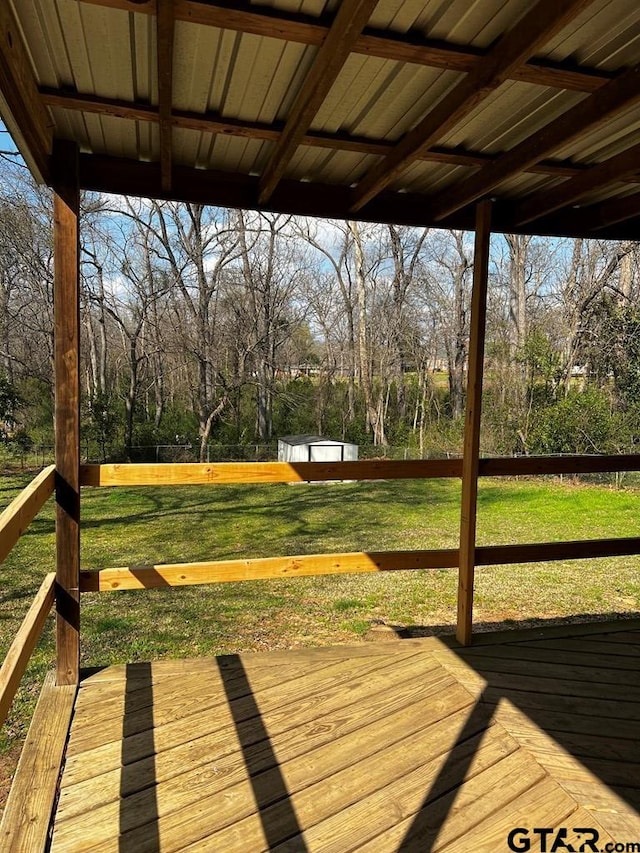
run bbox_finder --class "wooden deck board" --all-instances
[0,673,76,852]
[61,651,435,785]
[513,636,640,657]
[56,662,458,826]
[72,684,481,852]
[43,619,640,852]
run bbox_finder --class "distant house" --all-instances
[278,435,358,463]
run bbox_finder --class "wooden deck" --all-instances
[20,620,640,851]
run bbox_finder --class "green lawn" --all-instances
[1,472,639,777]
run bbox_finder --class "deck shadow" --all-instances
[119,662,159,852]
[217,654,308,852]
[399,687,495,851]
[453,644,640,813]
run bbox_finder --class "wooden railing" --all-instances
[78,456,640,597]
[3,454,640,691]
[0,466,56,727]
[79,453,640,487]
[0,465,55,564]
[0,574,56,727]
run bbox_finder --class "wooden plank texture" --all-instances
[0,672,76,852]
[79,548,459,591]
[61,653,432,784]
[56,672,468,848]
[44,624,640,851]
[0,465,55,564]
[80,534,640,591]
[57,661,454,824]
[80,453,640,487]
[79,458,462,485]
[0,573,55,728]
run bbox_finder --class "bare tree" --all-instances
[234,211,307,442]
[427,230,473,419]
[128,200,241,460]
[554,239,634,389]
[299,219,358,424]
[386,224,429,419]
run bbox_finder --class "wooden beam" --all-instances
[511,140,640,226]
[564,187,640,233]
[79,533,640,591]
[0,672,76,853]
[157,0,174,192]
[429,62,640,222]
[0,466,55,565]
[40,87,613,181]
[457,200,492,648]
[350,0,596,212]
[80,549,460,591]
[80,459,463,486]
[79,453,640,487]
[78,0,613,94]
[478,454,640,476]
[258,0,377,204]
[0,574,56,728]
[0,0,52,180]
[75,152,640,239]
[476,537,640,565]
[53,140,81,687]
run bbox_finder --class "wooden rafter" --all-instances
[349,0,597,213]
[157,0,175,192]
[510,140,640,226]
[257,0,378,204]
[0,1,51,180]
[429,62,640,223]
[78,0,613,95]
[40,87,614,182]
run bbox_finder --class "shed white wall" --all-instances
[278,439,358,462]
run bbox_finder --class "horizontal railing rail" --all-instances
[80,535,640,591]
[80,454,640,487]
[79,550,460,591]
[80,459,461,485]
[0,465,56,564]
[0,573,56,727]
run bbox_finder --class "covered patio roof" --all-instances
[3,0,640,238]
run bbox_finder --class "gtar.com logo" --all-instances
[507,828,640,853]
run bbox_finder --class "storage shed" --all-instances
[278,435,358,463]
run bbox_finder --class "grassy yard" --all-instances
[1,472,639,800]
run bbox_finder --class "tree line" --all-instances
[1,159,640,462]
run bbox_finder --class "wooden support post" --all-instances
[53,140,81,686]
[456,199,492,646]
